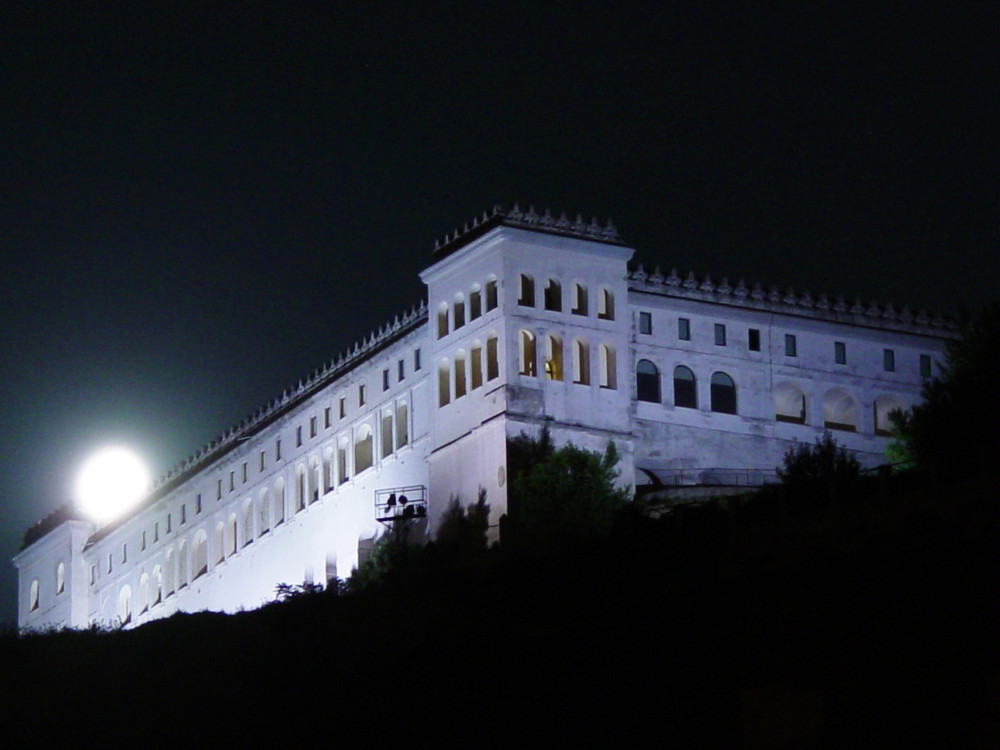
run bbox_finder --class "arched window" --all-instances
[29,579,39,612]
[337,437,350,485]
[243,500,255,543]
[636,359,660,402]
[823,388,859,432]
[454,350,468,398]
[545,334,563,381]
[599,345,616,389]
[453,294,466,329]
[519,330,537,377]
[518,274,535,307]
[438,358,451,406]
[873,394,906,436]
[177,540,188,587]
[486,334,500,380]
[774,382,807,424]
[117,585,132,625]
[485,278,498,311]
[572,283,588,316]
[437,303,449,339]
[259,488,271,534]
[322,448,334,492]
[673,366,697,409]
[544,279,562,311]
[215,522,225,562]
[165,549,175,596]
[308,456,320,504]
[381,409,394,458]
[295,465,306,511]
[598,288,614,320]
[469,286,482,320]
[710,372,737,414]
[227,514,238,556]
[573,339,590,385]
[273,478,286,525]
[192,530,208,579]
[151,565,163,606]
[470,342,483,389]
[56,562,65,595]
[354,425,373,474]
[395,401,409,449]
[138,573,149,613]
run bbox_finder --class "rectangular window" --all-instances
[678,318,691,341]
[785,334,797,357]
[714,323,726,346]
[339,397,347,419]
[358,384,366,406]
[217,479,222,500]
[196,494,202,514]
[242,461,248,482]
[835,341,846,365]
[382,368,390,391]
[639,311,652,335]
[181,504,186,524]
[324,407,331,429]
[884,348,895,372]
[414,348,422,371]
[141,530,147,551]
[122,543,127,564]
[748,328,760,352]
[296,426,303,447]
[920,354,932,378]
[229,470,235,491]
[310,417,317,438]
[398,359,405,381]
[166,513,172,534]
[154,522,159,542]
[90,564,97,585]
[107,554,113,574]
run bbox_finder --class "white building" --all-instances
[14,205,955,630]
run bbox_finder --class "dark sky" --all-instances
[1,3,995,626]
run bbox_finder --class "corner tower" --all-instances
[419,206,636,534]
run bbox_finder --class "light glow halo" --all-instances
[75,446,151,524]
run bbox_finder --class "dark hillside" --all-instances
[2,476,996,748]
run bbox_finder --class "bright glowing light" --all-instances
[75,447,151,524]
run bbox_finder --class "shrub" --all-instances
[508,428,630,549]
[778,431,861,500]
[435,488,490,555]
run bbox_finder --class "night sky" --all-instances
[1,3,995,626]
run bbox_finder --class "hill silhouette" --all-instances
[2,473,996,748]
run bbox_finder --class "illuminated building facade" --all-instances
[14,205,954,630]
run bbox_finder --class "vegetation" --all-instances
[345,523,420,593]
[507,427,630,550]
[889,302,999,478]
[1,469,994,747]
[434,488,490,555]
[777,430,861,499]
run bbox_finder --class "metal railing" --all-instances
[640,467,779,489]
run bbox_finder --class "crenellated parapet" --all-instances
[628,264,959,338]
[432,203,624,259]
[20,503,84,551]
[149,301,428,490]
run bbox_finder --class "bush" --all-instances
[890,302,999,478]
[777,431,861,500]
[508,428,630,550]
[435,488,490,555]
